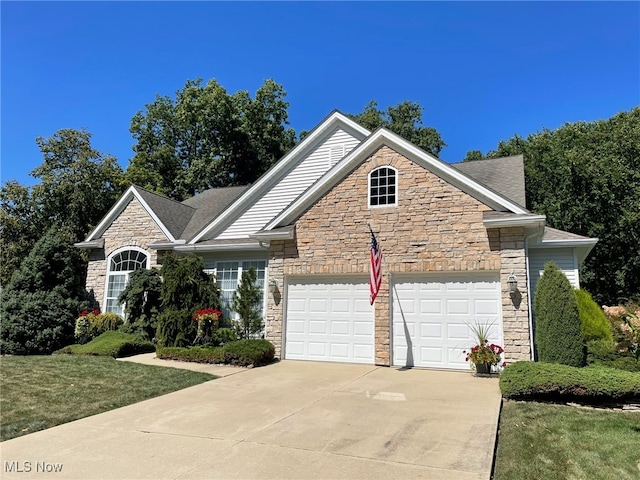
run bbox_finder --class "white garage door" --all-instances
[392,273,503,370]
[285,277,374,364]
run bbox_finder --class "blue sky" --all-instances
[2,1,639,187]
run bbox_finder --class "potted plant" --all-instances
[463,321,504,374]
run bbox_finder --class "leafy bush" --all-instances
[55,331,155,358]
[499,361,640,403]
[0,228,87,354]
[212,327,237,346]
[575,289,613,343]
[586,339,640,372]
[157,339,275,367]
[92,312,124,336]
[604,304,640,361]
[533,262,585,367]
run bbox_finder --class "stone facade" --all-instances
[266,146,531,365]
[85,197,168,310]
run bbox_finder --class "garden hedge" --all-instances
[499,361,640,403]
[157,339,275,367]
[55,331,155,358]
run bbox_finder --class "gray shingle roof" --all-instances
[542,227,593,242]
[133,186,196,240]
[451,155,527,209]
[180,186,249,241]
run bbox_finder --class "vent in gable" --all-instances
[329,144,346,167]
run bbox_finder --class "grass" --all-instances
[0,355,215,441]
[494,400,640,480]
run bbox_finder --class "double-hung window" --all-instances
[105,248,149,317]
[211,260,266,320]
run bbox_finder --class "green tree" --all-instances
[534,262,585,367]
[155,254,222,346]
[474,107,640,305]
[231,267,263,339]
[0,227,87,354]
[462,150,484,162]
[126,78,296,200]
[0,129,125,286]
[347,100,446,156]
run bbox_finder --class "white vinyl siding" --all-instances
[217,128,361,239]
[528,248,579,305]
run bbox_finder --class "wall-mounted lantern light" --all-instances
[507,273,518,293]
[269,279,278,295]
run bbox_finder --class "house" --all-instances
[75,111,597,369]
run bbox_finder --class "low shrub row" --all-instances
[157,339,275,367]
[55,331,155,358]
[499,361,640,403]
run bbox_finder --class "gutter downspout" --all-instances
[524,230,539,361]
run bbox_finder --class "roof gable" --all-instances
[188,111,370,244]
[266,128,529,230]
[85,186,194,243]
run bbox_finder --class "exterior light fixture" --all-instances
[269,279,278,294]
[507,273,518,293]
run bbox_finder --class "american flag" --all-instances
[369,226,382,305]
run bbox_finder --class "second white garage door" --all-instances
[285,277,374,364]
[392,273,503,370]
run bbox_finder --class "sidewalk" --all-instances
[117,352,248,377]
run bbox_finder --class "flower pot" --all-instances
[475,362,492,374]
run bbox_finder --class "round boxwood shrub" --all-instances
[534,262,585,367]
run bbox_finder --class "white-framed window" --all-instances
[104,247,149,317]
[208,260,266,320]
[369,166,398,207]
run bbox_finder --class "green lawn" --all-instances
[494,400,640,480]
[0,355,215,441]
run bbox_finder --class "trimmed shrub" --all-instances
[212,327,237,346]
[156,339,275,367]
[534,262,585,367]
[222,339,275,366]
[91,313,124,337]
[55,331,155,358]
[499,361,640,403]
[575,289,613,342]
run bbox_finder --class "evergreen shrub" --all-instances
[534,262,585,367]
[575,289,613,342]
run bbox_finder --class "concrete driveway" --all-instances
[1,360,501,480]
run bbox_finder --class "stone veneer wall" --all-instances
[85,197,168,311]
[266,146,531,366]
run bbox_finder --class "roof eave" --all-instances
[74,238,105,249]
[174,241,269,252]
[483,215,547,229]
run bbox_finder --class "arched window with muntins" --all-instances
[105,248,149,317]
[369,166,398,207]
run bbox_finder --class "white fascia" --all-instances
[267,129,529,230]
[482,215,547,229]
[188,111,370,245]
[86,186,176,243]
[174,241,268,252]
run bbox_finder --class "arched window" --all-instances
[105,248,149,317]
[369,166,398,207]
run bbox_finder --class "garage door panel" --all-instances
[447,299,470,314]
[285,277,374,364]
[393,273,503,370]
